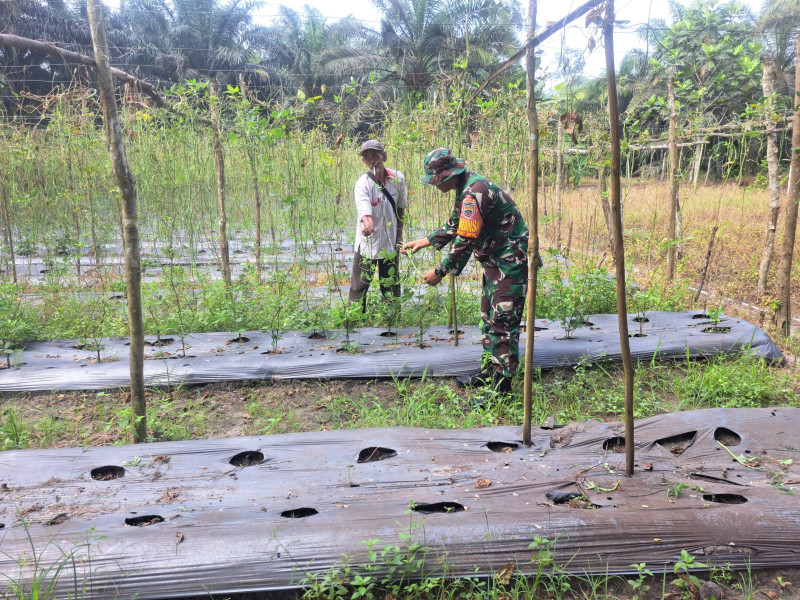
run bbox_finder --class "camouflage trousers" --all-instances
[479,256,528,378]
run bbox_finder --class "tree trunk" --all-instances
[87,0,146,443]
[692,139,704,188]
[522,0,540,447]
[775,40,800,337]
[666,68,680,282]
[555,119,563,250]
[0,171,16,283]
[604,0,635,477]
[210,83,232,289]
[248,147,263,281]
[66,151,82,276]
[758,55,780,296]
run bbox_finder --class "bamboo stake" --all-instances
[694,226,718,303]
[604,0,635,476]
[86,0,146,443]
[522,0,540,447]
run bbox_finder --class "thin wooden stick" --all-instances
[694,226,718,303]
[604,0,635,477]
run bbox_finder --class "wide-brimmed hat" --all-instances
[360,139,385,155]
[421,147,466,185]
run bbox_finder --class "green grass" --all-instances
[1,353,796,452]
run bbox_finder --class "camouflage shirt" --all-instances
[426,172,529,276]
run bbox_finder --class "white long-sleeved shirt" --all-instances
[353,169,407,259]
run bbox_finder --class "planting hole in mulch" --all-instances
[521,324,548,332]
[357,447,397,463]
[73,343,100,351]
[281,507,318,519]
[379,331,397,337]
[226,336,250,344]
[629,333,647,337]
[229,451,264,467]
[126,338,175,347]
[714,427,742,446]
[449,329,465,335]
[0,523,4,529]
[91,466,125,481]
[46,513,70,526]
[125,515,164,527]
[486,442,519,453]
[546,491,600,508]
[582,321,595,327]
[411,502,464,514]
[632,316,649,323]
[308,332,326,340]
[703,493,748,504]
[693,313,710,319]
[702,326,732,334]
[656,431,697,455]
[547,491,582,504]
[602,436,627,453]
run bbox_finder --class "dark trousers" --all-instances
[348,250,400,309]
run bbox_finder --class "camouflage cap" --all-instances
[421,147,466,185]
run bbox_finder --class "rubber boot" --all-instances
[470,372,513,409]
[456,367,493,388]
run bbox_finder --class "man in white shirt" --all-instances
[349,139,407,311]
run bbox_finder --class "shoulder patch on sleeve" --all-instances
[457,194,483,239]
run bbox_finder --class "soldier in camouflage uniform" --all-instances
[401,148,529,398]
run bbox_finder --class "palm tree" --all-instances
[317,0,520,98]
[758,0,800,96]
[0,1,95,111]
[116,0,274,86]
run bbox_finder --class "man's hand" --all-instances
[423,268,442,286]
[400,237,431,255]
[361,215,374,237]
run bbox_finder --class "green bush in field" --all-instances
[0,283,38,367]
[536,255,617,335]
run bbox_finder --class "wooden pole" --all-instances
[666,68,679,282]
[604,0,635,476]
[86,0,147,443]
[555,118,563,250]
[522,0,540,447]
[775,40,800,337]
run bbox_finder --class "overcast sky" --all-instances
[104,0,766,78]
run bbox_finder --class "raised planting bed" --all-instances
[0,312,782,392]
[0,407,798,599]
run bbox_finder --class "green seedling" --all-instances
[585,480,620,493]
